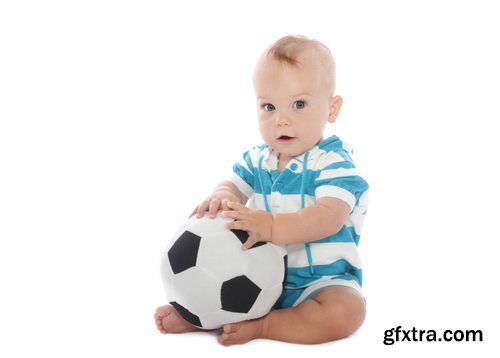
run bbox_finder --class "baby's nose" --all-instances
[275,113,290,126]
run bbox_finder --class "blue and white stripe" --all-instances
[230,135,369,290]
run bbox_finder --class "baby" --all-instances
[155,35,369,345]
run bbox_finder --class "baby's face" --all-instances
[253,53,340,165]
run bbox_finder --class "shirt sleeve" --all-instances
[228,148,256,199]
[314,160,369,211]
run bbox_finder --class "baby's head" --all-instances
[265,35,336,96]
[253,35,342,164]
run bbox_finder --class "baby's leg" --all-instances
[154,305,203,334]
[219,286,365,345]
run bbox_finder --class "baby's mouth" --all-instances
[277,135,295,141]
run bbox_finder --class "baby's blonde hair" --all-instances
[265,35,336,95]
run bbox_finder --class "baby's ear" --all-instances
[328,95,343,123]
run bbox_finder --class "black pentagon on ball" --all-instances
[170,301,202,327]
[221,275,262,313]
[168,230,201,274]
[230,229,266,249]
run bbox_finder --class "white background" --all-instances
[1,0,499,357]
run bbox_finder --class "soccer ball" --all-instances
[161,213,287,329]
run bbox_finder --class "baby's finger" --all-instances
[195,200,210,218]
[208,198,221,218]
[227,201,248,211]
[221,199,231,211]
[241,236,257,250]
[221,210,246,221]
[225,219,248,231]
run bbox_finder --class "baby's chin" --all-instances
[273,140,320,156]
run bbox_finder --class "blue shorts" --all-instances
[274,277,363,309]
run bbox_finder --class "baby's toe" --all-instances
[223,323,240,334]
[219,332,236,345]
[218,323,242,345]
[155,305,172,318]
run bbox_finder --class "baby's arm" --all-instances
[223,197,350,249]
[192,181,248,218]
[272,197,350,244]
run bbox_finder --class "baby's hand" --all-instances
[222,202,274,250]
[191,190,241,219]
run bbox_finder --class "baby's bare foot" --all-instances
[218,318,266,345]
[154,305,201,334]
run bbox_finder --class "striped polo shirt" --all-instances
[229,135,369,289]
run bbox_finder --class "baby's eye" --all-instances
[262,103,276,112]
[293,100,306,110]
